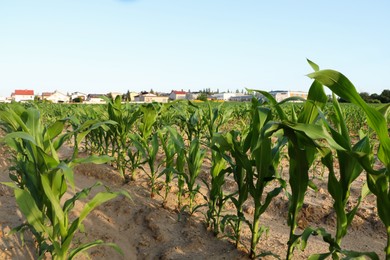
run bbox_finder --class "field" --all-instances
[0,67,390,259]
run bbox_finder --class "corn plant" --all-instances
[202,102,232,235]
[157,128,177,203]
[246,102,286,258]
[168,127,206,214]
[185,138,206,213]
[103,96,141,181]
[308,64,390,259]
[214,130,250,248]
[204,101,232,141]
[249,76,341,259]
[136,103,161,197]
[167,126,186,209]
[205,147,229,235]
[0,105,129,259]
[296,88,376,259]
[176,101,204,142]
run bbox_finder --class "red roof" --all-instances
[172,90,186,95]
[14,89,34,95]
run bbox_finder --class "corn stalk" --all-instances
[0,104,129,259]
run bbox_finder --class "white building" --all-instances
[269,90,308,102]
[210,92,239,101]
[0,96,10,103]
[42,91,69,103]
[11,89,34,102]
[185,92,200,100]
[229,94,253,102]
[70,92,88,102]
[86,94,107,104]
[134,93,169,103]
[169,90,187,100]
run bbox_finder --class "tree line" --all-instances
[338,89,390,103]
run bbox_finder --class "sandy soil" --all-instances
[0,143,387,259]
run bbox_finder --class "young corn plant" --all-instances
[0,105,129,259]
[299,87,379,259]
[249,76,337,259]
[185,138,206,214]
[103,95,141,181]
[157,128,177,203]
[203,102,231,235]
[167,126,186,209]
[205,147,229,236]
[245,101,286,259]
[176,101,204,142]
[126,134,144,181]
[308,65,390,259]
[214,130,250,248]
[136,103,161,197]
[168,127,206,214]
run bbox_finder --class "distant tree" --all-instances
[370,93,381,103]
[338,97,349,103]
[197,93,208,101]
[73,97,83,103]
[379,89,390,103]
[150,89,155,94]
[359,92,372,102]
[125,90,131,101]
[236,89,240,93]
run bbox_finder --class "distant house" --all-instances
[108,92,123,100]
[169,90,187,100]
[269,90,308,102]
[0,96,10,103]
[134,93,169,103]
[70,92,88,102]
[86,94,107,104]
[42,91,69,103]
[11,89,34,102]
[210,93,238,101]
[229,94,253,102]
[185,92,200,100]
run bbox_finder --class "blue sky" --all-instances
[0,0,389,97]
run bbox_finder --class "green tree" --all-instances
[197,92,208,101]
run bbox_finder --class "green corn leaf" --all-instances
[68,240,123,259]
[340,250,379,260]
[307,69,390,167]
[40,173,67,237]
[298,80,327,124]
[366,173,390,227]
[307,59,320,72]
[63,190,130,251]
[247,89,288,120]
[25,108,43,145]
[308,253,332,260]
[63,182,102,214]
[0,181,19,189]
[14,188,50,236]
[70,155,112,166]
[0,106,29,132]
[3,131,38,146]
[45,120,66,140]
[78,191,130,223]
